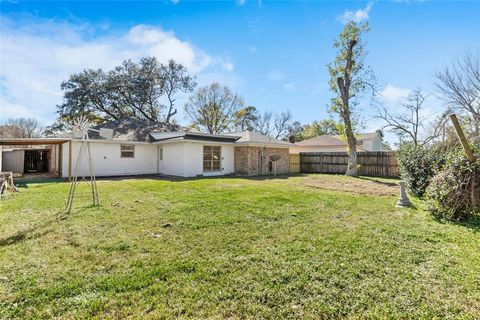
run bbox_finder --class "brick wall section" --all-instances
[234,146,289,176]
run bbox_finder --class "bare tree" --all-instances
[273,111,292,139]
[435,52,480,143]
[254,111,273,136]
[375,89,441,146]
[251,110,293,139]
[185,82,245,134]
[161,59,197,123]
[0,118,42,138]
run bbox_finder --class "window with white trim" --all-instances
[120,144,135,158]
[203,146,221,171]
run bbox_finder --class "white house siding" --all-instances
[161,142,186,177]
[184,142,234,177]
[59,139,235,178]
[160,141,235,177]
[61,141,158,177]
[370,136,383,151]
[2,150,25,173]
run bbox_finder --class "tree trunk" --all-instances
[344,117,358,176]
[337,75,357,176]
[335,38,359,177]
[346,145,357,176]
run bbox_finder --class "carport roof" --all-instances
[0,138,71,145]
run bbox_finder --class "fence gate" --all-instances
[289,154,300,173]
[300,151,399,177]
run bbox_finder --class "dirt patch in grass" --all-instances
[301,175,399,196]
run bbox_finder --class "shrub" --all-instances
[396,144,442,197]
[426,151,480,220]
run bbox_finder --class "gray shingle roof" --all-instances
[88,118,188,142]
[150,131,238,143]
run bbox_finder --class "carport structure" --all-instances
[0,138,71,180]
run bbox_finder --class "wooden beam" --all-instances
[58,143,63,179]
[450,114,477,210]
[449,114,476,162]
[0,138,70,146]
[68,140,72,181]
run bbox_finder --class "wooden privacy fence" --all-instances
[300,151,399,177]
[289,154,300,173]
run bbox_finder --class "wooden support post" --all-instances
[58,143,63,179]
[449,113,477,209]
[68,140,72,181]
[450,114,476,162]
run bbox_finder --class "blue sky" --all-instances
[1,0,479,143]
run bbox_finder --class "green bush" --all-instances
[426,151,480,220]
[396,144,442,197]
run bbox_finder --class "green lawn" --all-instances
[0,175,479,319]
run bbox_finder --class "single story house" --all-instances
[290,132,383,153]
[0,118,291,179]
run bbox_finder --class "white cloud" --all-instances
[338,2,373,24]
[249,45,257,54]
[216,57,235,72]
[0,16,235,124]
[378,84,411,103]
[238,0,246,5]
[282,82,296,92]
[0,98,51,123]
[267,69,286,81]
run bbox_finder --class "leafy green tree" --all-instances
[327,22,372,176]
[234,106,259,131]
[57,57,195,125]
[301,119,341,140]
[288,121,304,142]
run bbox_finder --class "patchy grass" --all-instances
[0,174,479,319]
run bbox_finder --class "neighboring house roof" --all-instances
[294,133,381,152]
[295,135,346,147]
[87,118,188,142]
[150,131,239,143]
[224,131,292,148]
[296,132,379,147]
[332,132,379,141]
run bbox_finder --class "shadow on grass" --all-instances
[0,226,52,247]
[356,176,399,187]
[15,178,65,189]
[432,213,480,232]
[94,173,307,183]
[240,173,306,181]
